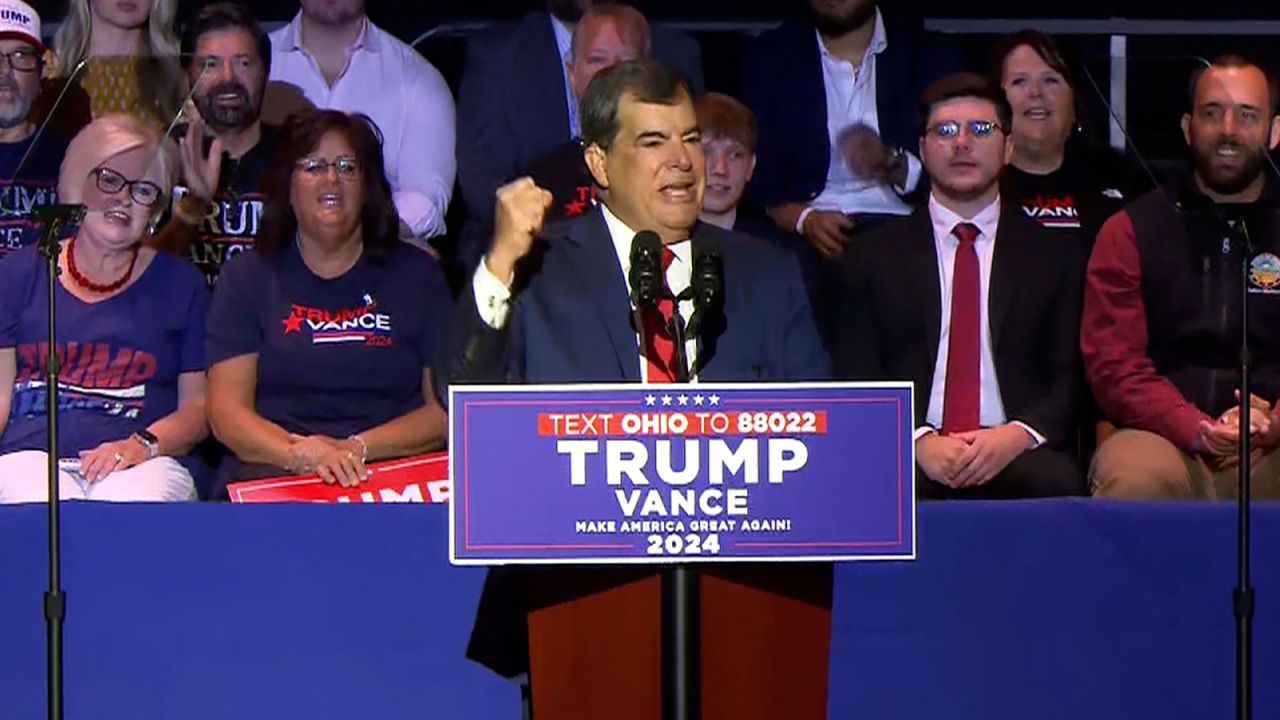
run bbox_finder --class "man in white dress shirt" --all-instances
[264,0,456,243]
[741,0,967,353]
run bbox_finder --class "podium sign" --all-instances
[449,383,914,565]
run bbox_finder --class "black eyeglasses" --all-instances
[92,167,163,207]
[0,49,40,72]
[294,156,360,179]
[926,120,1007,141]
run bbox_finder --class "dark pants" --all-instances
[919,446,1085,500]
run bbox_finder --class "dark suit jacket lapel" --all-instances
[908,209,943,372]
[792,22,831,175]
[523,12,571,150]
[560,209,641,380]
[987,205,1021,353]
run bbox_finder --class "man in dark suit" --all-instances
[441,59,827,387]
[438,60,828,702]
[494,2,653,237]
[455,0,704,229]
[838,73,1084,499]
[741,0,966,353]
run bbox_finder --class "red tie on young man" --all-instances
[941,222,981,434]
[642,247,678,383]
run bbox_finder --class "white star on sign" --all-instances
[709,394,721,406]
[678,394,689,406]
[693,394,704,406]
[662,395,673,406]
[645,394,656,407]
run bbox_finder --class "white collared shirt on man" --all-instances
[268,13,456,239]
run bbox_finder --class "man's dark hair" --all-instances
[1187,55,1280,117]
[580,59,689,151]
[180,2,272,76]
[258,110,400,262]
[917,72,1014,137]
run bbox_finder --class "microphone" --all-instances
[629,230,665,309]
[33,204,86,224]
[687,248,723,337]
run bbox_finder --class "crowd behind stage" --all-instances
[0,0,1278,504]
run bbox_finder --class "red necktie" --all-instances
[941,222,981,434]
[642,247,678,383]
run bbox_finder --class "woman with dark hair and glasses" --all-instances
[205,110,449,497]
[0,114,209,503]
[994,30,1133,263]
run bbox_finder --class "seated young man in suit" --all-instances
[439,59,829,388]
[837,73,1085,499]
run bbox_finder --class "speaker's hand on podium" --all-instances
[486,177,553,286]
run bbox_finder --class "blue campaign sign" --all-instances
[448,382,915,565]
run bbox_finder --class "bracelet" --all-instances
[347,434,368,462]
[794,205,815,235]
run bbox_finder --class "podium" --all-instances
[451,383,914,719]
[518,564,832,719]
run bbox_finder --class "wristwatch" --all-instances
[131,429,159,459]
[883,148,909,187]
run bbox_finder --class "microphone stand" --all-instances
[1229,218,1255,720]
[33,204,85,720]
[662,302,698,720]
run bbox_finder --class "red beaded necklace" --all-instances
[65,237,138,294]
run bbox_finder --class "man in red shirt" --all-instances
[1084,55,1280,499]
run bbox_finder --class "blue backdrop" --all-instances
[1,500,1276,719]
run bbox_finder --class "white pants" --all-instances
[0,450,196,504]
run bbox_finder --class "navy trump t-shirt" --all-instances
[0,246,209,456]
[0,134,68,260]
[206,240,451,447]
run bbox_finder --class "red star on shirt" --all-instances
[282,313,303,334]
[565,198,587,217]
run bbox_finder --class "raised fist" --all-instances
[487,177,554,284]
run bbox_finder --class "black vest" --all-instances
[1127,180,1280,416]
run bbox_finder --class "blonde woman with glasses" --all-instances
[0,113,209,503]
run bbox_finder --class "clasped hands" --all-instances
[915,424,1035,490]
[285,434,368,487]
[1196,391,1280,461]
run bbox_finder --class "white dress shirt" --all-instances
[472,205,698,382]
[550,16,579,139]
[809,9,921,217]
[919,194,1043,445]
[268,14,456,239]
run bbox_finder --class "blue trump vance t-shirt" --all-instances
[205,241,451,444]
[0,246,209,456]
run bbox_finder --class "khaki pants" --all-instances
[1091,429,1280,500]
